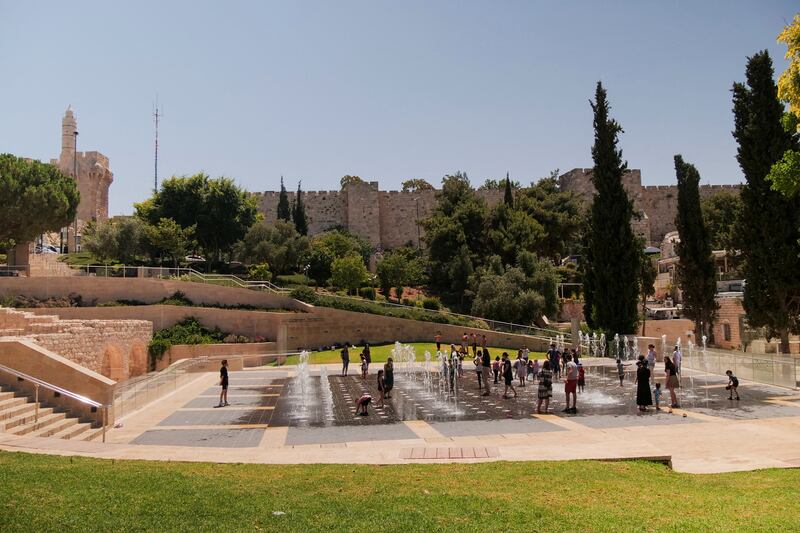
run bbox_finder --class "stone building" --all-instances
[256,168,739,251]
[51,107,114,230]
[558,168,741,246]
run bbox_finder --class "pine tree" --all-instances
[731,51,800,353]
[503,172,514,206]
[277,176,291,221]
[674,155,719,343]
[292,181,309,236]
[583,82,640,335]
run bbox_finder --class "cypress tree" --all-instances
[292,181,309,236]
[674,155,719,343]
[277,176,291,221]
[503,172,514,206]
[583,82,640,335]
[731,51,800,353]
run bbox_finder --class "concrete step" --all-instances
[25,415,79,438]
[0,389,19,400]
[8,412,66,435]
[49,421,93,440]
[80,427,105,442]
[1,406,55,430]
[0,401,38,421]
[0,396,27,411]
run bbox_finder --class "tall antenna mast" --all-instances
[153,97,163,192]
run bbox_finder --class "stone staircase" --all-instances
[0,384,104,441]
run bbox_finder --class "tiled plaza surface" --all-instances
[3,361,800,473]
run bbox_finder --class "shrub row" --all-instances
[290,287,486,329]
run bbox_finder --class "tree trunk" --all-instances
[780,329,790,355]
[640,292,647,336]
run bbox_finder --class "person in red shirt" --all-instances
[577,363,586,393]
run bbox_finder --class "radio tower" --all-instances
[153,98,163,192]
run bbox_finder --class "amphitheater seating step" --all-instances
[0,386,104,441]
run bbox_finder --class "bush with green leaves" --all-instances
[147,317,227,368]
[330,254,368,295]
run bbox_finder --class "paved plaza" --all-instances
[2,360,800,473]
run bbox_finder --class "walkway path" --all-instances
[2,363,800,474]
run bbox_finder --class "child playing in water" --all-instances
[531,359,540,383]
[360,353,368,380]
[616,359,630,387]
[725,370,740,400]
[355,392,372,416]
[577,363,585,393]
[492,356,501,384]
[376,370,386,408]
[654,382,662,411]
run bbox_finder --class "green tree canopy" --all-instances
[83,217,146,264]
[674,155,719,342]
[305,229,371,286]
[583,82,641,334]
[0,154,79,250]
[376,247,425,301]
[340,175,364,189]
[731,50,800,352]
[330,254,369,295]
[236,219,310,276]
[422,172,488,303]
[135,173,257,263]
[470,251,559,325]
[486,203,545,267]
[701,191,742,251]
[277,176,291,221]
[516,172,584,261]
[145,218,196,267]
[292,182,308,236]
[401,179,434,193]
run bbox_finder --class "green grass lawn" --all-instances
[282,342,545,365]
[0,452,798,532]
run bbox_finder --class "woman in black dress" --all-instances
[635,359,652,412]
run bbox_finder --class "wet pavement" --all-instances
[130,364,800,448]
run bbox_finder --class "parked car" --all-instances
[184,255,206,263]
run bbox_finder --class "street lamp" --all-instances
[72,130,79,253]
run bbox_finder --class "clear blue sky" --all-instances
[1,1,796,215]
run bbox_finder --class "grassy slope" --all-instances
[0,452,797,532]
[287,342,545,365]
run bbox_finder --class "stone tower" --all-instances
[51,107,114,224]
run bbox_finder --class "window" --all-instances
[723,323,731,342]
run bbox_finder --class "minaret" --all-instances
[60,106,77,166]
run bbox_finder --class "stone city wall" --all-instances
[255,181,504,250]
[559,168,741,245]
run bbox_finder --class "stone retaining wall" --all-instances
[0,307,151,381]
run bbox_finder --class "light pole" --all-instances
[72,130,79,253]
[414,197,421,249]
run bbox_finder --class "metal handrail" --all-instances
[0,362,109,442]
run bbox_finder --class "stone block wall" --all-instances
[0,307,151,381]
[255,181,506,251]
[559,168,741,245]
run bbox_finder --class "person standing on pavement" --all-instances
[501,352,517,399]
[363,343,372,374]
[563,353,578,413]
[646,344,657,383]
[340,343,350,377]
[481,347,492,396]
[217,359,229,407]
